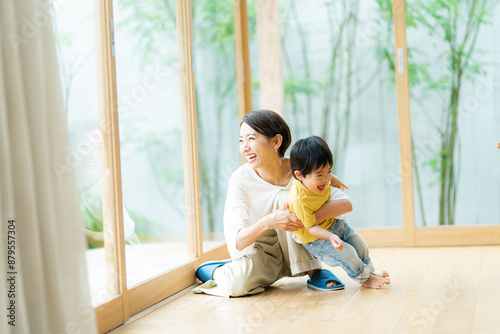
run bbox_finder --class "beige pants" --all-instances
[192,190,322,297]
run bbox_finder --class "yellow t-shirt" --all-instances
[288,179,336,244]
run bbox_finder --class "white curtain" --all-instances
[0,0,98,333]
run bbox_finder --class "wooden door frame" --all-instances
[92,0,230,332]
[93,0,128,331]
[92,0,500,332]
[251,0,500,248]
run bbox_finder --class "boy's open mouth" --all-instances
[317,184,326,192]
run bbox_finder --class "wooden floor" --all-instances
[111,246,500,334]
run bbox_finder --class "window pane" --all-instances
[246,0,260,109]
[192,0,240,252]
[406,0,500,227]
[278,0,403,228]
[53,1,118,306]
[113,0,189,287]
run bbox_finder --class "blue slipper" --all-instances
[195,259,231,283]
[307,269,345,291]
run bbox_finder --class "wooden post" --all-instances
[234,0,253,120]
[94,0,129,320]
[256,0,284,117]
[176,0,203,259]
[392,0,416,246]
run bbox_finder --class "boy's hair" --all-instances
[241,110,291,158]
[290,136,333,179]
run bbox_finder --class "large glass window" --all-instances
[246,0,260,109]
[192,0,240,251]
[53,0,118,306]
[405,0,500,227]
[53,0,500,330]
[278,0,403,228]
[113,0,189,287]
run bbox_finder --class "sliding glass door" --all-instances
[248,0,500,247]
[191,0,241,252]
[277,0,404,232]
[113,0,191,290]
[54,0,233,331]
[52,0,120,308]
[54,0,500,331]
[405,0,500,228]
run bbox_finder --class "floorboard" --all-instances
[110,246,500,334]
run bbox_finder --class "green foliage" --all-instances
[378,0,497,225]
[246,0,258,38]
[284,77,319,97]
[375,0,393,22]
[120,122,185,186]
[81,204,102,232]
[194,0,235,49]
[119,118,181,153]
[192,0,241,233]
[54,32,75,48]
[116,0,243,233]
[251,75,260,91]
[115,0,177,67]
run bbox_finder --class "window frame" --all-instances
[91,0,233,332]
[88,0,500,332]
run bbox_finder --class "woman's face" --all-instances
[239,122,276,169]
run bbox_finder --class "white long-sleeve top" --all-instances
[224,163,292,260]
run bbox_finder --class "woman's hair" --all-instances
[290,136,333,179]
[240,110,291,157]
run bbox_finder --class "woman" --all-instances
[194,110,352,297]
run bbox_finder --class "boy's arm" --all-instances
[305,224,343,251]
[290,200,342,250]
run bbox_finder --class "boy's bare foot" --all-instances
[362,273,390,289]
[373,270,390,283]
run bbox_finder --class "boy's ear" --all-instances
[294,170,304,180]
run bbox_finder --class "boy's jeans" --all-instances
[299,219,375,282]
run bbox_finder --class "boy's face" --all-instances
[295,164,332,194]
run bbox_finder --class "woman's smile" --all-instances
[245,153,257,163]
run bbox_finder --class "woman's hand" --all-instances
[330,174,348,190]
[236,203,303,251]
[269,203,304,232]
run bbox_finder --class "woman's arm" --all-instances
[315,199,352,223]
[235,203,303,251]
[235,219,270,251]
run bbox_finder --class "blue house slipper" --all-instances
[307,269,345,291]
[195,259,231,283]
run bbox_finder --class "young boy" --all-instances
[288,136,390,289]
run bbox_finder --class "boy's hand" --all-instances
[331,174,348,190]
[329,234,343,251]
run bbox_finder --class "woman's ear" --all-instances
[273,134,283,152]
[294,170,304,181]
